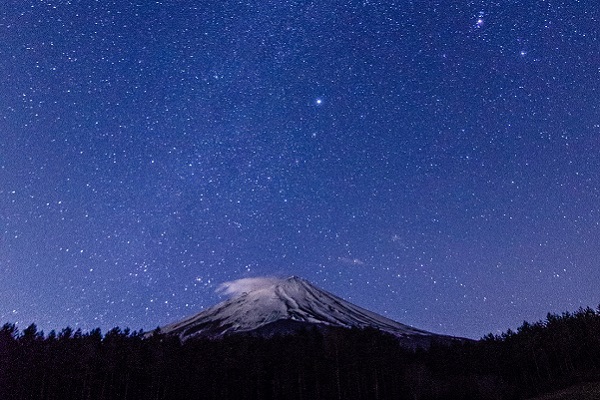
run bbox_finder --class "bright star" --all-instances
[475,11,485,28]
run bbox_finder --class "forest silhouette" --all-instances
[1,306,600,399]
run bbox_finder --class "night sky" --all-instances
[1,1,599,339]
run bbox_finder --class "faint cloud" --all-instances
[391,234,409,249]
[217,277,281,297]
[338,257,365,266]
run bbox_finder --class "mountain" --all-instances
[158,276,465,348]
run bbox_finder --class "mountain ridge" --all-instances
[158,276,465,348]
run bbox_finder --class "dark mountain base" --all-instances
[219,319,467,350]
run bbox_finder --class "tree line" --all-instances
[1,306,600,399]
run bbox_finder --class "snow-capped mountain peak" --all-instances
[158,276,459,347]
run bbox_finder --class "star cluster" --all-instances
[1,1,599,338]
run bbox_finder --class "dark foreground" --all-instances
[1,306,600,400]
[527,381,600,400]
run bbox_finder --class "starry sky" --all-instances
[1,1,599,339]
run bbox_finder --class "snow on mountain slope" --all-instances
[159,276,458,346]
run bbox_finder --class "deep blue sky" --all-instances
[1,1,599,339]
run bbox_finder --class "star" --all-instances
[475,11,485,28]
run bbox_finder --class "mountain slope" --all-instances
[159,276,462,347]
